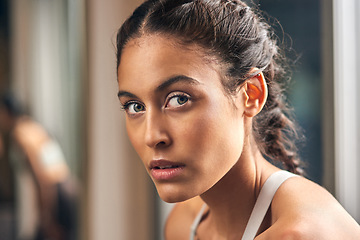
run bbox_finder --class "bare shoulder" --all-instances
[164,196,205,240]
[257,176,360,240]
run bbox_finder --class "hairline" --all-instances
[118,31,239,96]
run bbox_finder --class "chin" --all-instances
[156,185,197,203]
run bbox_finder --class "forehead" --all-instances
[117,34,222,91]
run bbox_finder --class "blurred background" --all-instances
[0,0,359,239]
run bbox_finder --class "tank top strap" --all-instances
[241,170,298,240]
[189,170,298,240]
[189,204,207,240]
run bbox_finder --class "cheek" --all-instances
[126,121,146,158]
[175,100,245,171]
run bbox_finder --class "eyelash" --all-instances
[121,92,192,115]
[166,92,191,107]
[121,101,144,111]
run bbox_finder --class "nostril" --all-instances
[155,140,169,148]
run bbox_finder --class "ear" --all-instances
[243,71,268,117]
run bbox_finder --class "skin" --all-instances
[117,34,360,239]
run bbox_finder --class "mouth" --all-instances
[152,165,181,170]
[149,160,185,170]
[149,160,185,181]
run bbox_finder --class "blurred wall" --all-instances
[333,0,360,221]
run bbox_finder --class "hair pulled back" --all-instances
[116,0,304,175]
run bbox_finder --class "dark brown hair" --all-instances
[116,0,304,175]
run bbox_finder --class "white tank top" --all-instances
[189,170,298,240]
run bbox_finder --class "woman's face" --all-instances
[117,34,247,203]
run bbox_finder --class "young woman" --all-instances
[115,0,360,239]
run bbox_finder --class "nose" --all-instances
[144,109,172,149]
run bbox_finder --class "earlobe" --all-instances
[243,72,268,117]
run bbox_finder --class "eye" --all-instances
[166,93,190,109]
[123,102,145,115]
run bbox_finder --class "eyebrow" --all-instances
[155,75,201,92]
[117,91,138,99]
[117,75,201,99]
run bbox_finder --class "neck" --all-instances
[199,138,278,239]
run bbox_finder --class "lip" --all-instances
[149,159,185,181]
